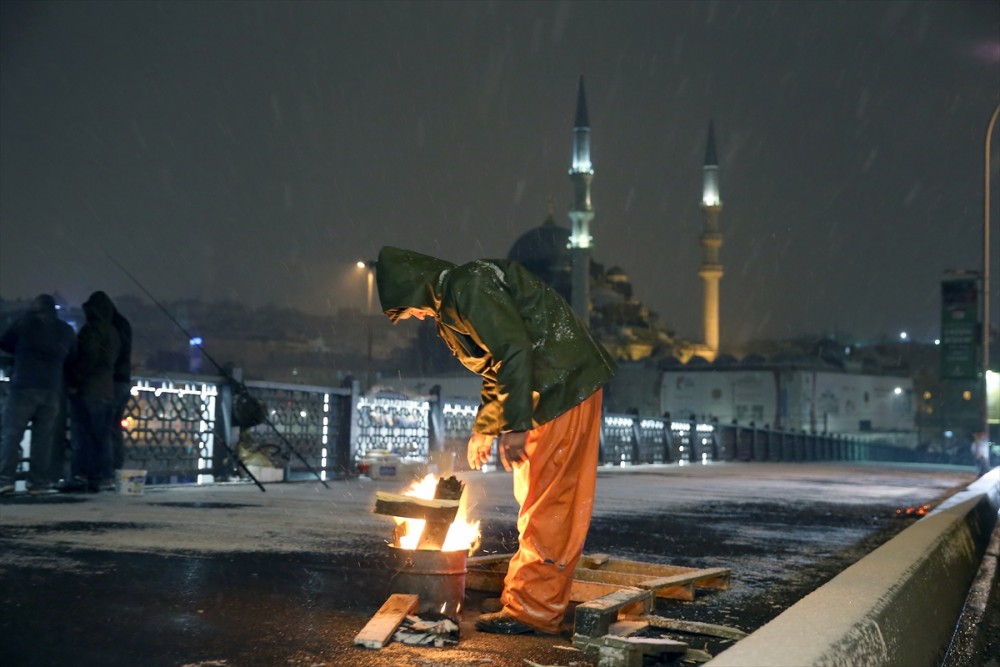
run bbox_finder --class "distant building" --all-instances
[658,366,914,435]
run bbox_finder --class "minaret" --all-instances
[698,120,723,360]
[568,76,594,321]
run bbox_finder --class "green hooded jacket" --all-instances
[376,246,616,435]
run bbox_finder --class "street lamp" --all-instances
[357,260,376,390]
[983,104,999,442]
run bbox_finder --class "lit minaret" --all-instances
[698,120,723,359]
[568,76,594,321]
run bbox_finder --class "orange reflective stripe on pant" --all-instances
[500,388,603,633]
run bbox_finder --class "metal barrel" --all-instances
[387,544,467,619]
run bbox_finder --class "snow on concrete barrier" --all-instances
[708,468,999,667]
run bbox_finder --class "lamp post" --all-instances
[357,260,375,390]
[984,104,999,444]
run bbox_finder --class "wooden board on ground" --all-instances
[573,633,688,667]
[623,613,748,641]
[463,569,662,606]
[353,593,419,649]
[466,553,731,602]
[579,553,731,591]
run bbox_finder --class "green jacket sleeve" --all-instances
[450,267,536,433]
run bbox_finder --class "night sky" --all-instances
[1,1,998,348]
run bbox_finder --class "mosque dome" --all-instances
[508,213,572,302]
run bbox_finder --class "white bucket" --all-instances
[115,469,147,496]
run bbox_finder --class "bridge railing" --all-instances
[0,370,959,487]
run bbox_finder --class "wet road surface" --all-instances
[0,462,978,666]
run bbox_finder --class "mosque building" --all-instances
[507,76,720,363]
[390,78,918,443]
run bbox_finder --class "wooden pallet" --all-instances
[571,588,745,666]
[466,552,730,602]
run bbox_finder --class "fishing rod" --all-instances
[104,250,333,491]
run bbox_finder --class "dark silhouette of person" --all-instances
[0,294,76,494]
[60,292,120,493]
[91,292,133,472]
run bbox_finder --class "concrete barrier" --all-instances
[708,469,1000,667]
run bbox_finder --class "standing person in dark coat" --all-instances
[92,292,133,472]
[60,291,120,493]
[0,294,76,495]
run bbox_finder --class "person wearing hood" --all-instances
[89,291,133,472]
[59,291,120,493]
[0,294,77,495]
[376,246,616,635]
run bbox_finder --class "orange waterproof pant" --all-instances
[500,389,603,633]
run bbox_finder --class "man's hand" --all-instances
[497,431,527,471]
[467,432,495,470]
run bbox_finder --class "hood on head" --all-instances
[90,290,117,315]
[83,291,115,323]
[376,246,455,323]
[29,294,56,314]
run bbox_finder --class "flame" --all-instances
[895,504,930,518]
[393,474,480,553]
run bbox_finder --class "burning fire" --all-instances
[895,504,930,518]
[393,474,480,553]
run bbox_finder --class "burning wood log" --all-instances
[416,476,465,550]
[373,491,460,523]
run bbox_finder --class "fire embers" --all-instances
[895,504,930,518]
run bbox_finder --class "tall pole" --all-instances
[366,262,374,391]
[984,104,999,442]
[357,260,375,391]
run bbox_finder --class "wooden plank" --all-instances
[415,521,452,550]
[373,492,460,522]
[467,556,727,601]
[581,553,611,567]
[641,583,695,602]
[622,613,748,641]
[469,553,728,587]
[576,562,731,593]
[573,568,703,601]
[608,620,649,637]
[579,554,713,578]
[693,570,731,590]
[574,588,653,638]
[353,593,419,649]
[433,475,465,500]
[415,477,466,550]
[602,634,688,655]
[573,633,688,667]
[569,579,631,603]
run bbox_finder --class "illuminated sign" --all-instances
[940,277,979,379]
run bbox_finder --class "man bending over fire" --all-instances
[376,246,616,635]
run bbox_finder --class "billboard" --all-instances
[940,277,979,379]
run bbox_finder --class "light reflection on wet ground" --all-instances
[0,463,979,666]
